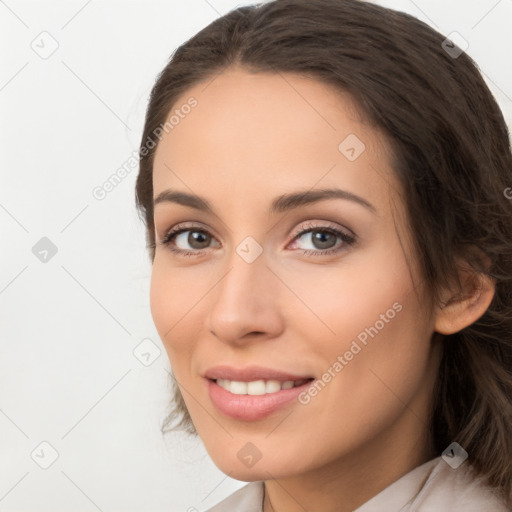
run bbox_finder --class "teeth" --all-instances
[216,378,307,395]
[230,380,248,395]
[248,380,266,395]
[265,380,281,393]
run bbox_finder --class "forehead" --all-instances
[152,67,397,215]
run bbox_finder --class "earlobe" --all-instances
[434,267,495,335]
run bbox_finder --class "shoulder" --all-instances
[413,457,511,512]
[355,456,511,512]
[203,481,264,512]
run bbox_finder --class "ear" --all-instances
[434,259,495,335]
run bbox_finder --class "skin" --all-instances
[149,67,495,512]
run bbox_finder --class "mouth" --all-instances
[205,375,316,421]
[209,377,314,395]
[203,364,314,384]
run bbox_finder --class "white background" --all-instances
[1,1,511,511]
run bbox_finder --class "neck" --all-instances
[262,411,436,512]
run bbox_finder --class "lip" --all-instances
[203,365,315,421]
[206,378,314,421]
[203,365,314,382]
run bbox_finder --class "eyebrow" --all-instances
[153,188,376,214]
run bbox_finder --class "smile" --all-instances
[215,378,312,395]
[206,377,315,421]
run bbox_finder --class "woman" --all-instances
[135,0,512,510]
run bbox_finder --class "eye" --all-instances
[288,222,356,257]
[158,220,356,258]
[159,224,220,257]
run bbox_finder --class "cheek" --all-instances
[149,262,172,341]
[336,271,428,387]
[149,258,200,366]
[290,252,431,417]
[307,290,432,435]
[279,254,409,352]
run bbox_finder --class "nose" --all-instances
[205,247,284,345]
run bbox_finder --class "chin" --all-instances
[206,445,303,482]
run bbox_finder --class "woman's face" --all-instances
[150,67,442,481]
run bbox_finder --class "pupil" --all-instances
[313,231,335,249]
[189,231,210,249]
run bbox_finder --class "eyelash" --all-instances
[158,221,356,258]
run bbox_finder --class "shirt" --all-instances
[204,456,511,511]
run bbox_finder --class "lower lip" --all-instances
[206,378,313,421]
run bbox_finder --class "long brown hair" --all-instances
[135,0,512,505]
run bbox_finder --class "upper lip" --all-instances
[204,365,314,382]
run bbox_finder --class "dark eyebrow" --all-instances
[153,188,376,214]
[269,188,376,214]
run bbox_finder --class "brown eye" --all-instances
[160,226,220,257]
[309,230,338,250]
[185,230,211,249]
[290,225,355,256]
